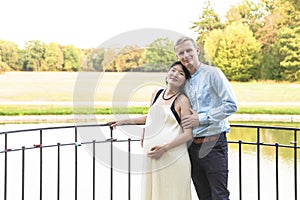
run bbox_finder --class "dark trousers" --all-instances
[188,132,230,200]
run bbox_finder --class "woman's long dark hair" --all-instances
[168,61,191,80]
[165,61,191,94]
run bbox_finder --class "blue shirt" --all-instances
[184,64,238,137]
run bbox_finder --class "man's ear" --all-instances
[196,47,200,55]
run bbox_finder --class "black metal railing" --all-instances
[228,124,299,200]
[0,124,299,200]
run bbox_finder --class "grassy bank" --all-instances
[0,72,300,116]
[1,105,300,116]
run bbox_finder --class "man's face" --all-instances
[175,40,199,73]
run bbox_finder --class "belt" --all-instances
[193,135,219,144]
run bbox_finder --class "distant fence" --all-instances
[0,124,299,200]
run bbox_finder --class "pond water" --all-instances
[0,122,299,200]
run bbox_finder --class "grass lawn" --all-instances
[0,72,299,115]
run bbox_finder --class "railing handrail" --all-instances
[1,123,300,136]
[0,123,111,135]
[231,123,300,131]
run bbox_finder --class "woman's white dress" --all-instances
[141,95,191,200]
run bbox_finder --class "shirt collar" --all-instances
[191,65,201,78]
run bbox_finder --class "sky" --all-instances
[0,0,243,49]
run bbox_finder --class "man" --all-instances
[174,36,238,200]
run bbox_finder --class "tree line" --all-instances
[0,0,299,82]
[194,0,300,82]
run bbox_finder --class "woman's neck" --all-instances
[166,86,180,95]
[162,88,179,101]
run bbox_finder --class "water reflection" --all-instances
[229,122,300,163]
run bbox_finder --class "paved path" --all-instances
[0,101,299,123]
[1,101,300,106]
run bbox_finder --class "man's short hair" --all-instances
[174,36,198,50]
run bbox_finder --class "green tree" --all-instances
[81,48,105,71]
[278,0,300,28]
[44,42,64,71]
[258,0,300,81]
[282,0,300,10]
[24,40,46,71]
[0,40,19,71]
[226,0,267,34]
[102,48,117,72]
[0,58,10,72]
[114,45,144,72]
[256,0,296,49]
[143,38,176,72]
[260,41,284,80]
[191,0,224,63]
[205,22,261,81]
[62,45,82,71]
[191,0,224,45]
[17,49,27,71]
[202,29,223,65]
[92,48,105,71]
[275,26,300,82]
[255,11,282,49]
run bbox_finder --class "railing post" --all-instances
[238,140,242,200]
[110,126,113,200]
[257,128,261,200]
[74,127,78,200]
[275,142,279,200]
[22,146,25,200]
[93,139,96,200]
[57,143,60,200]
[39,129,43,200]
[293,130,297,200]
[4,133,7,200]
[128,138,131,200]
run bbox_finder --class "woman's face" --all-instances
[166,64,187,88]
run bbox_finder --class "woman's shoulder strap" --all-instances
[170,93,183,124]
[151,89,164,105]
